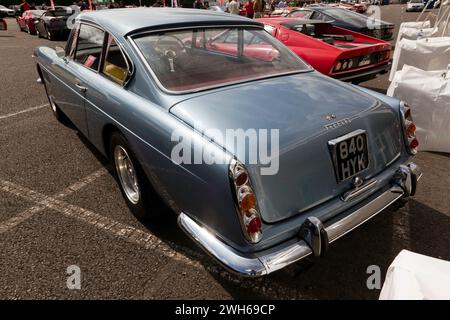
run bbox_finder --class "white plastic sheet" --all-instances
[388,64,450,153]
[389,37,450,81]
[379,250,450,300]
[394,21,432,47]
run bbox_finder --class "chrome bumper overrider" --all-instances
[178,163,422,277]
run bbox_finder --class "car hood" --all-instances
[170,72,402,222]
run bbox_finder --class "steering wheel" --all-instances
[154,35,187,72]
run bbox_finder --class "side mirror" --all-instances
[55,46,65,58]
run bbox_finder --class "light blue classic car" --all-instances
[34,8,421,276]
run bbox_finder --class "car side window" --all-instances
[311,11,326,21]
[102,34,129,85]
[74,24,105,72]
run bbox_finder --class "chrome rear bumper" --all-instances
[178,162,422,277]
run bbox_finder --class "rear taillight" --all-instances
[400,101,419,154]
[333,59,354,72]
[229,159,262,243]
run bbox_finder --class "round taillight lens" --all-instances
[335,61,342,71]
[410,138,419,151]
[234,170,248,187]
[240,192,256,211]
[342,61,348,69]
[246,216,262,235]
[406,122,416,137]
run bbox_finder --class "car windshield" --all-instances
[47,9,72,16]
[31,10,45,17]
[322,8,370,25]
[0,5,8,9]
[133,27,309,93]
[410,0,422,3]
[287,10,313,18]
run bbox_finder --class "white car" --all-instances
[406,0,425,12]
[0,5,15,17]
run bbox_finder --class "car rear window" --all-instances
[133,27,309,93]
[47,9,72,17]
[322,8,369,25]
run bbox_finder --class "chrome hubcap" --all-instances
[114,145,140,204]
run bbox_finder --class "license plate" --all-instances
[372,29,382,39]
[328,130,369,182]
[359,55,371,67]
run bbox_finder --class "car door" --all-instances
[51,23,105,136]
[82,32,134,153]
[35,12,46,35]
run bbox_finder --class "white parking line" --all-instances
[0,104,48,121]
[0,178,200,267]
[0,168,107,235]
[0,178,304,298]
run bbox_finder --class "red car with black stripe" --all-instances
[258,18,392,83]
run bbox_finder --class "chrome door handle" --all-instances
[75,82,87,92]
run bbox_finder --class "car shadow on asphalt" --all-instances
[207,200,450,299]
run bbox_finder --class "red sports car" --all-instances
[257,18,392,83]
[16,9,45,34]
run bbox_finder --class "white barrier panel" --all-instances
[380,250,450,300]
[388,65,450,153]
[390,37,450,81]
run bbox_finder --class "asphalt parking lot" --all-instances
[1,5,449,300]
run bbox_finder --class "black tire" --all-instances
[40,70,65,122]
[109,132,164,221]
[45,26,52,40]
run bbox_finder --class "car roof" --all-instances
[281,19,331,28]
[259,17,329,26]
[78,8,262,38]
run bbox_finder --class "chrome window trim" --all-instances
[127,25,313,95]
[73,22,106,74]
[102,32,134,87]
[74,19,135,88]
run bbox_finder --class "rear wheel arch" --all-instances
[105,127,168,220]
[102,123,121,159]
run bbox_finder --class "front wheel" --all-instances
[45,26,52,40]
[109,132,164,221]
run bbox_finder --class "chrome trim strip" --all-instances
[328,129,367,146]
[385,152,401,168]
[178,213,267,277]
[341,179,377,202]
[178,163,421,277]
